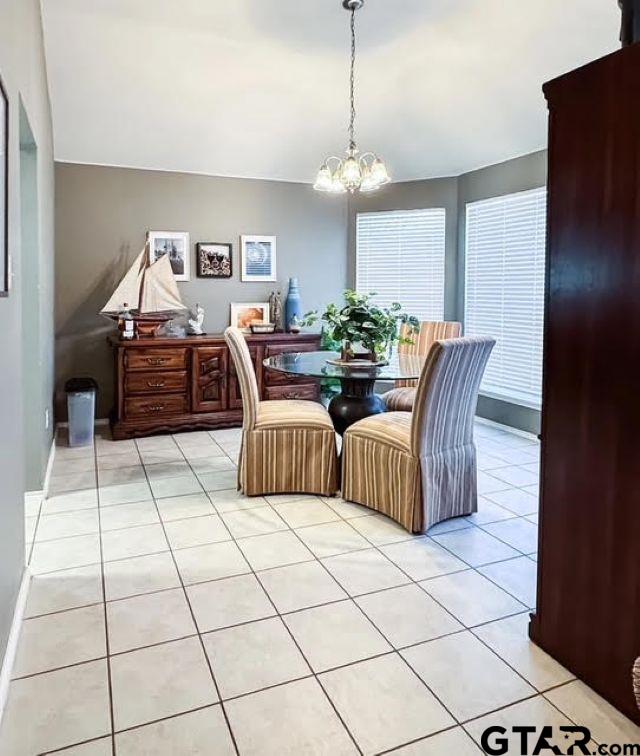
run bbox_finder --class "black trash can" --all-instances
[65,378,98,447]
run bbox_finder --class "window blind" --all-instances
[356,209,446,322]
[465,187,547,409]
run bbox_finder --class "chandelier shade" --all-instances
[314,0,390,195]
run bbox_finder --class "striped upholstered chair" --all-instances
[342,336,495,533]
[382,321,462,412]
[224,327,339,497]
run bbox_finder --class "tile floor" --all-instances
[3,422,640,754]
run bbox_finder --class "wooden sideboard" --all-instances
[108,333,321,439]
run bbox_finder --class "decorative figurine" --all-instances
[269,290,285,332]
[188,303,206,335]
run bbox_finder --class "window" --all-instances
[356,208,446,321]
[465,187,547,408]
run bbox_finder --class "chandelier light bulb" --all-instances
[314,0,390,195]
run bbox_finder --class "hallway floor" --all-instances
[1,422,639,754]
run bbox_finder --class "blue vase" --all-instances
[285,277,303,332]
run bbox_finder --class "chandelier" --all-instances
[314,0,390,194]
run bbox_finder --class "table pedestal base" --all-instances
[328,378,386,435]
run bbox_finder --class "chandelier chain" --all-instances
[349,8,357,151]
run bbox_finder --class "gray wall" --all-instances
[54,163,348,418]
[457,151,548,434]
[0,0,55,664]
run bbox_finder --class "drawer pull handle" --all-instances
[145,404,165,413]
[284,392,300,399]
[147,381,166,388]
[146,358,167,366]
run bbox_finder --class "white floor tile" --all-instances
[476,472,512,496]
[490,465,539,487]
[420,570,526,626]
[381,537,467,581]
[198,470,238,492]
[99,500,159,531]
[237,530,314,571]
[173,540,250,585]
[115,705,235,755]
[25,563,104,618]
[464,497,516,525]
[187,574,275,632]
[321,496,375,520]
[149,474,203,499]
[164,513,231,549]
[322,548,410,596]
[99,480,152,507]
[36,510,99,541]
[42,489,98,514]
[225,677,356,755]
[284,600,391,672]
[389,727,481,754]
[203,617,310,699]
[258,560,347,613]
[356,584,463,648]
[482,517,539,554]
[53,737,113,755]
[545,680,640,746]
[486,487,538,516]
[478,556,538,607]
[273,498,341,528]
[472,613,574,691]
[402,631,534,721]
[107,588,196,653]
[156,492,216,521]
[97,453,142,471]
[349,512,416,546]
[295,520,369,558]
[98,466,147,486]
[110,636,218,730]
[30,534,101,575]
[0,660,111,756]
[209,489,268,513]
[101,523,169,562]
[104,551,181,601]
[144,460,191,480]
[12,604,106,678]
[432,527,520,567]
[221,506,287,538]
[320,654,455,755]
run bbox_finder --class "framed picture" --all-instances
[147,230,190,281]
[1,73,8,297]
[196,242,232,279]
[241,235,276,282]
[230,302,270,333]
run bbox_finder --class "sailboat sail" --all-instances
[101,250,146,314]
[100,247,186,315]
[140,254,186,313]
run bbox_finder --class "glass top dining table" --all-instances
[263,350,426,434]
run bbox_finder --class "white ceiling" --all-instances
[41,0,620,183]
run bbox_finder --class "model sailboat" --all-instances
[101,244,187,337]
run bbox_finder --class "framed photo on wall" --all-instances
[147,230,190,281]
[230,302,270,333]
[241,235,276,282]
[1,73,8,297]
[196,242,232,278]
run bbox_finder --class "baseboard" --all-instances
[55,418,109,429]
[475,415,538,441]
[0,568,31,724]
[43,436,56,498]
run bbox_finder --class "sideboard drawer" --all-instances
[125,371,188,395]
[264,384,319,402]
[125,394,188,418]
[125,348,188,371]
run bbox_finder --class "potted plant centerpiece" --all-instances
[306,290,419,365]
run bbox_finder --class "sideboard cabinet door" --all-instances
[191,347,228,413]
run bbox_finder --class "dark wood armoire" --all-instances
[529,43,640,724]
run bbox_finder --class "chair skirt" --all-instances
[342,433,423,533]
[239,427,338,497]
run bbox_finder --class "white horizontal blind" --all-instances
[356,209,446,321]
[465,187,547,408]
